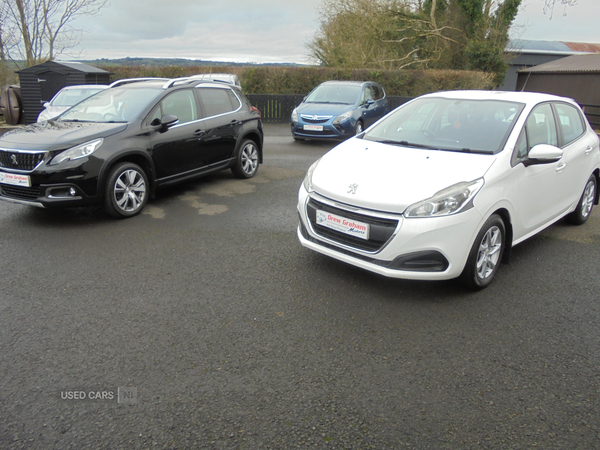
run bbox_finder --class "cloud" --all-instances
[71,0,322,63]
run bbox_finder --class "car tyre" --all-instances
[355,120,364,135]
[104,162,149,218]
[232,139,259,178]
[565,174,596,225]
[458,214,506,291]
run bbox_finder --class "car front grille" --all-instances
[300,129,335,136]
[300,115,331,124]
[307,198,399,252]
[0,184,41,200]
[0,149,45,171]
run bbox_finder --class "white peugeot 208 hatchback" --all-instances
[297,90,600,290]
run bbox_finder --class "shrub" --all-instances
[99,65,495,97]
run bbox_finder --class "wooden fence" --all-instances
[246,94,413,124]
[248,95,600,130]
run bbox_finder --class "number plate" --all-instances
[304,124,323,131]
[0,172,31,187]
[316,210,370,240]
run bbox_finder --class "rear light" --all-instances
[250,106,261,118]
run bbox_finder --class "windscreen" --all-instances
[305,84,361,105]
[59,87,163,123]
[51,88,105,107]
[364,97,525,154]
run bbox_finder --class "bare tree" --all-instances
[1,0,108,67]
[542,0,578,19]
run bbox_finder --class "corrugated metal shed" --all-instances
[516,54,600,128]
[17,61,111,124]
[519,53,600,73]
[500,40,600,91]
[507,40,600,55]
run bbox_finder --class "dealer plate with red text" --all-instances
[0,171,31,187]
[316,210,370,240]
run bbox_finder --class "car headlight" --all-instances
[49,138,104,165]
[405,178,484,217]
[291,108,298,122]
[302,158,321,193]
[333,111,352,125]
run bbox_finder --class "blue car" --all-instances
[291,81,389,141]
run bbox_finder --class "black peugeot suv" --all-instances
[0,77,263,218]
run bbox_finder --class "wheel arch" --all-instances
[98,151,156,201]
[490,207,513,264]
[235,131,263,164]
[593,168,600,205]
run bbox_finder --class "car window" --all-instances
[198,88,239,117]
[52,88,105,107]
[511,128,529,166]
[554,102,585,146]
[60,86,162,123]
[361,86,376,105]
[305,84,361,105]
[160,90,199,124]
[364,97,523,154]
[525,103,558,148]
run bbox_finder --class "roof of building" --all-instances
[519,53,600,73]
[17,60,109,74]
[507,40,600,55]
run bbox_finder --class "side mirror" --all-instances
[43,102,50,108]
[525,144,563,167]
[151,114,179,132]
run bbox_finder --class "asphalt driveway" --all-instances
[1,124,599,449]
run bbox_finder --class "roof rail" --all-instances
[109,77,170,88]
[161,77,200,89]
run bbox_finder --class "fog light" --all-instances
[47,186,80,199]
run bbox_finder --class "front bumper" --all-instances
[0,181,98,208]
[297,187,484,280]
[291,118,355,140]
[0,158,101,209]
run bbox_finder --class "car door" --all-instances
[149,89,205,181]
[508,103,567,236]
[359,85,380,128]
[552,102,598,207]
[196,87,242,166]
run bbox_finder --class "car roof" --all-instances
[58,84,108,90]
[422,89,576,105]
[189,73,240,85]
[107,77,242,91]
[320,80,378,87]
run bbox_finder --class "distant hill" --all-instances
[79,57,305,67]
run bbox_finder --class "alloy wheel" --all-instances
[475,225,503,280]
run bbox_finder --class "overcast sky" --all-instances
[69,0,600,64]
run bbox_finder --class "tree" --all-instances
[0,0,108,68]
[543,0,577,19]
[308,0,577,86]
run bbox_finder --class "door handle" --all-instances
[194,130,205,138]
[556,162,566,172]
[585,146,593,155]
[230,120,241,127]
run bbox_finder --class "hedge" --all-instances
[98,65,495,97]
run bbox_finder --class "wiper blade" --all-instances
[445,147,494,155]
[378,139,439,150]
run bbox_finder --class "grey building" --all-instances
[500,40,600,91]
[516,53,600,128]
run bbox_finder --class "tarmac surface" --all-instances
[1,124,599,449]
